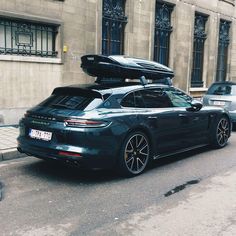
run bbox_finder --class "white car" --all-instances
[202,81,236,125]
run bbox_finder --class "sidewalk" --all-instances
[0,126,26,162]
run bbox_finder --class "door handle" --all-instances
[178,114,187,117]
[148,116,158,120]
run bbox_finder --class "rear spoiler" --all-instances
[52,86,103,98]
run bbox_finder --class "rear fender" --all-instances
[119,125,155,158]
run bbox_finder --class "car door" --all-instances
[166,88,209,147]
[137,88,185,155]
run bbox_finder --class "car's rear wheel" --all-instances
[211,116,230,148]
[117,131,150,177]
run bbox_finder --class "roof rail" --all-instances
[140,76,148,86]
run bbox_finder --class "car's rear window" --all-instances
[39,95,103,111]
[207,84,236,95]
[38,88,105,111]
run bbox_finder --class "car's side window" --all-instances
[166,88,191,107]
[121,92,135,107]
[139,89,172,108]
[120,88,192,108]
[121,91,146,108]
[134,91,145,108]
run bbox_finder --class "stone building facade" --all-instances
[0,0,236,125]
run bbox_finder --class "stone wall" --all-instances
[0,0,64,125]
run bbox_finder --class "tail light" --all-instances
[64,119,110,128]
[58,151,82,157]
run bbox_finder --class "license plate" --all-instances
[29,129,52,141]
[213,101,225,106]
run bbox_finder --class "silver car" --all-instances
[202,81,236,124]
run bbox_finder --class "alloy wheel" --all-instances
[216,118,230,147]
[124,133,149,174]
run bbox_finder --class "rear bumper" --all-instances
[17,137,118,169]
[17,116,126,169]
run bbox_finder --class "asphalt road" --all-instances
[0,133,236,236]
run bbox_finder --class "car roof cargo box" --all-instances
[81,55,174,81]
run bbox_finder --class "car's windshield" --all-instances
[207,84,236,95]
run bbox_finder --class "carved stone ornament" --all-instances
[155,4,173,31]
[103,0,127,21]
[194,15,207,40]
[219,20,230,46]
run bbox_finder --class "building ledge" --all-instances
[0,55,62,64]
[189,87,208,92]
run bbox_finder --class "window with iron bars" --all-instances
[154,2,174,66]
[191,13,208,88]
[102,0,127,55]
[216,20,231,82]
[0,18,58,57]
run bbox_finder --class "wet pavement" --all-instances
[164,179,200,197]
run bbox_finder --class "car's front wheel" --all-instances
[117,131,150,177]
[211,116,230,148]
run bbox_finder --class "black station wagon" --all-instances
[17,55,231,177]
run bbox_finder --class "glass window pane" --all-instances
[140,89,172,108]
[166,88,192,107]
[216,20,231,81]
[121,92,135,107]
[154,2,173,66]
[191,14,208,88]
[102,0,127,55]
[0,24,5,48]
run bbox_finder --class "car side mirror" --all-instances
[186,100,203,112]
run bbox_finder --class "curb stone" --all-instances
[0,149,27,162]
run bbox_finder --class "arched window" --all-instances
[216,20,231,81]
[154,2,173,66]
[191,14,208,87]
[102,0,127,55]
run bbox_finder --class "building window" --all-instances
[216,20,231,81]
[191,14,208,88]
[154,2,173,66]
[0,18,58,57]
[102,0,127,55]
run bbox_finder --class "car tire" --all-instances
[210,116,230,149]
[117,131,150,177]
